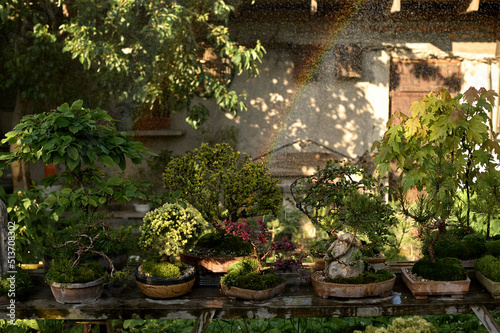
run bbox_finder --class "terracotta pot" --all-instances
[180,253,253,273]
[221,281,287,301]
[311,272,396,299]
[401,267,471,299]
[133,117,171,130]
[135,263,196,299]
[49,277,106,304]
[475,270,500,299]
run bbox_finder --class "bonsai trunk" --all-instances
[427,220,446,262]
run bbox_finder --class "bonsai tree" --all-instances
[135,200,202,298]
[290,160,397,281]
[0,100,159,262]
[291,162,397,249]
[218,218,305,292]
[371,87,500,265]
[138,201,206,259]
[163,143,283,256]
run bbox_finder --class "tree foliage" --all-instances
[1,0,265,128]
[372,87,500,261]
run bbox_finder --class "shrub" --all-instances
[192,229,253,257]
[486,240,500,257]
[354,316,437,333]
[46,258,105,284]
[475,255,500,282]
[412,257,466,281]
[139,202,205,257]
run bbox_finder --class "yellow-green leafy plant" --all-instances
[139,202,205,258]
[372,87,500,265]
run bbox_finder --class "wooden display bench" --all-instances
[2,271,500,333]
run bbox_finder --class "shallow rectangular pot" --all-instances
[476,270,500,299]
[401,267,470,299]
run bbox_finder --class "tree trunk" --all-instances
[9,92,32,191]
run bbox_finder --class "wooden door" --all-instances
[388,58,461,201]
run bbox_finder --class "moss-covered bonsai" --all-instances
[218,218,305,294]
[290,160,397,284]
[163,142,282,257]
[475,255,500,282]
[372,87,499,281]
[135,201,200,298]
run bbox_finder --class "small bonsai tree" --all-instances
[218,218,306,290]
[138,201,206,259]
[371,87,500,264]
[290,160,397,280]
[163,142,282,224]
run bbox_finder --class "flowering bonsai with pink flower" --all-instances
[218,218,306,293]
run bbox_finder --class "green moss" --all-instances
[141,260,182,279]
[326,270,394,284]
[222,258,285,290]
[475,255,500,282]
[46,258,105,284]
[0,269,34,301]
[411,257,466,281]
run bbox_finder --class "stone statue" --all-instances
[324,233,364,280]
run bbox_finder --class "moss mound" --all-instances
[411,257,466,281]
[141,260,183,279]
[221,257,285,290]
[475,255,500,282]
[429,232,486,260]
[326,270,394,284]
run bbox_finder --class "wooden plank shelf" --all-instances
[2,271,499,321]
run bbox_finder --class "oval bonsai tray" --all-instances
[221,282,287,301]
[135,264,196,299]
[49,277,106,304]
[401,267,471,299]
[311,272,396,299]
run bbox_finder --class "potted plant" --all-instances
[106,267,135,296]
[218,218,305,301]
[1,100,157,270]
[371,87,500,298]
[135,200,204,299]
[290,160,398,299]
[45,229,116,304]
[163,143,282,274]
[474,255,500,299]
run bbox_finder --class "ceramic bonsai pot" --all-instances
[135,263,196,299]
[401,267,471,299]
[475,270,500,299]
[311,272,396,299]
[49,277,106,304]
[180,253,253,274]
[220,281,287,301]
